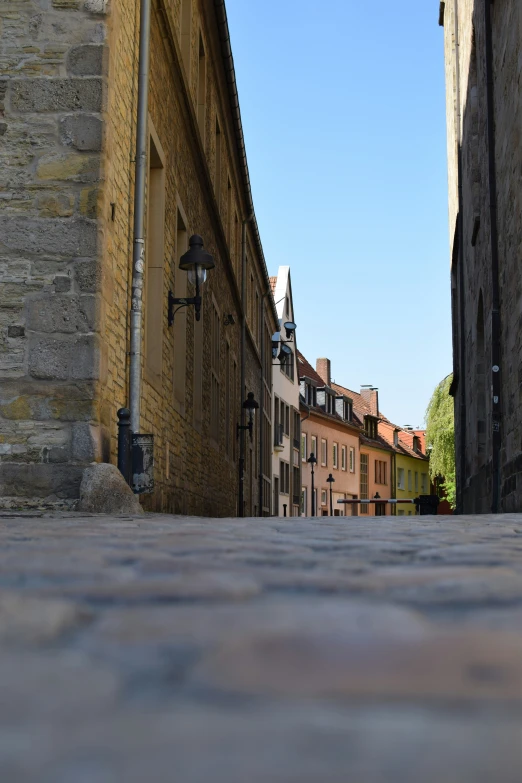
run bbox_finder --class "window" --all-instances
[407,470,412,491]
[375,460,387,485]
[284,403,290,436]
[398,510,405,516]
[281,349,294,381]
[280,460,290,495]
[414,471,419,492]
[349,446,355,473]
[364,416,378,439]
[301,487,307,516]
[320,489,327,507]
[145,129,165,385]
[173,207,188,409]
[225,341,231,457]
[214,118,222,208]
[397,467,405,489]
[210,300,220,441]
[321,438,327,467]
[333,442,338,469]
[360,454,369,514]
[180,0,192,74]
[301,433,307,462]
[341,445,347,471]
[311,435,317,460]
[197,33,206,139]
[421,473,428,493]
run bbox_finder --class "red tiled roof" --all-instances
[297,351,326,386]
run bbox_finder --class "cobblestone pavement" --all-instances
[1,512,522,782]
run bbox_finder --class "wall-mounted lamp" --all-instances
[284,321,297,340]
[237,392,259,440]
[168,234,215,325]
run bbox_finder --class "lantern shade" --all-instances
[284,321,297,338]
[179,234,215,272]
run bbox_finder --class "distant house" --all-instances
[270,268,300,516]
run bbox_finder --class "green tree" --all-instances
[425,374,456,508]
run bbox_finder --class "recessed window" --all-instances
[215,118,222,208]
[360,454,369,514]
[341,445,347,471]
[197,34,206,140]
[414,471,419,492]
[397,468,405,489]
[311,435,317,460]
[301,432,307,462]
[279,460,290,495]
[349,446,355,473]
[320,489,327,507]
[321,438,327,467]
[145,129,165,386]
[301,486,307,516]
[407,470,412,491]
[333,442,338,469]
[375,460,387,485]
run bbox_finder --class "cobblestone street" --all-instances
[1,512,522,782]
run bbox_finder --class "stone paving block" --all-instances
[0,514,521,781]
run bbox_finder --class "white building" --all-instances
[270,267,301,516]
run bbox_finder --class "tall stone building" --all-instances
[440,0,522,512]
[0,0,277,515]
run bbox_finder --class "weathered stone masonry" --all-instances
[441,0,522,513]
[0,1,109,506]
[0,0,277,514]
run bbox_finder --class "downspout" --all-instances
[454,0,467,514]
[258,289,270,517]
[128,0,152,433]
[238,213,254,517]
[484,0,502,512]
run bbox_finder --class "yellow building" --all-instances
[380,421,430,515]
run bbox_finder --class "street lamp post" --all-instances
[326,473,335,516]
[307,452,317,516]
[237,392,259,517]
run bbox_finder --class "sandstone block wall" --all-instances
[0,0,109,507]
[1,0,277,515]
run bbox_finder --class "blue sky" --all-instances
[226,0,452,428]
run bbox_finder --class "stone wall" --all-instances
[442,0,522,512]
[0,0,277,514]
[0,0,109,507]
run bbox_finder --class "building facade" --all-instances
[299,355,361,517]
[379,421,430,515]
[0,0,277,514]
[270,268,300,517]
[440,0,522,512]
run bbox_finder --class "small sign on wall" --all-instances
[132,434,154,494]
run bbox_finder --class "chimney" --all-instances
[316,358,331,386]
[360,386,379,417]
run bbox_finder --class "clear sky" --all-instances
[226,0,452,429]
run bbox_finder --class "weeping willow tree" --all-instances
[425,374,456,508]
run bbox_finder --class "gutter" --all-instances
[213,0,278,327]
[484,0,502,512]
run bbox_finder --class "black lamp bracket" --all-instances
[168,291,202,325]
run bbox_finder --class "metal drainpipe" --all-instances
[128,0,152,433]
[454,0,467,514]
[238,213,254,517]
[484,0,502,512]
[258,289,270,517]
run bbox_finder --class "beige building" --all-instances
[440,0,522,512]
[270,268,301,517]
[0,0,277,514]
